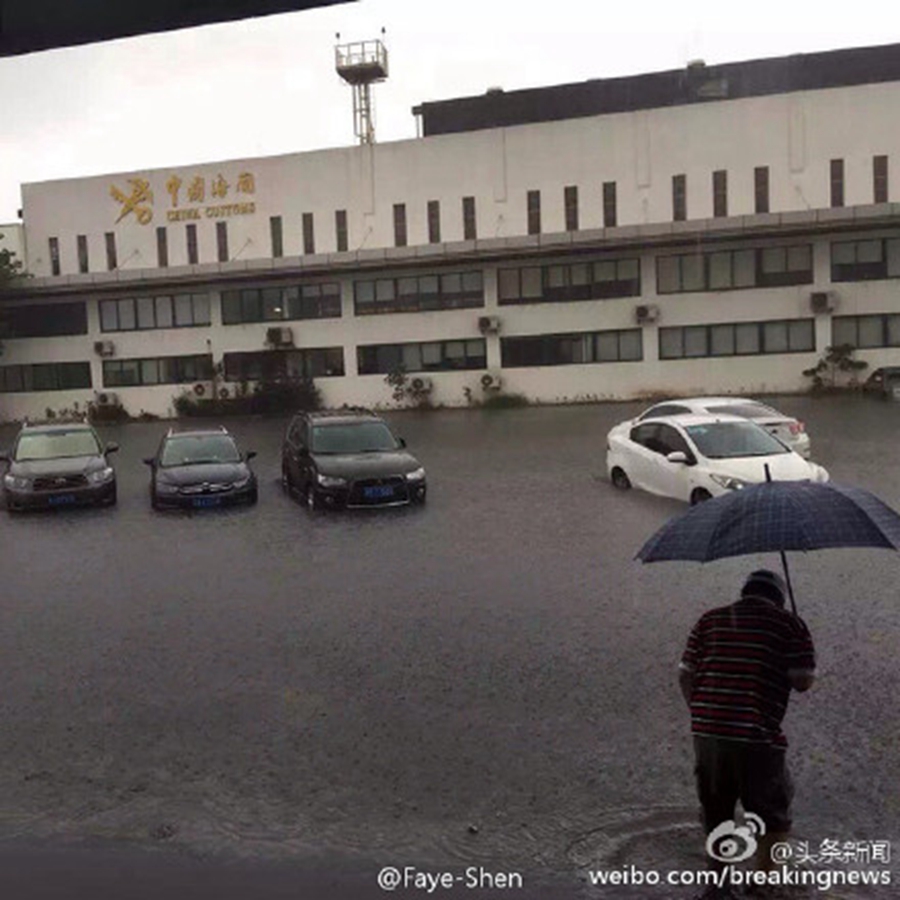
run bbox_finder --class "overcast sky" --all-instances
[1,0,898,222]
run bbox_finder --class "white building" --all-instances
[2,42,900,420]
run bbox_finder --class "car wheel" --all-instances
[105,486,118,506]
[690,488,713,505]
[281,462,292,494]
[611,467,631,490]
[306,484,321,512]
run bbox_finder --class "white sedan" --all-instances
[606,413,829,505]
[632,396,811,458]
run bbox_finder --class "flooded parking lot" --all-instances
[0,396,897,898]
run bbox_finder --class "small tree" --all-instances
[802,343,868,391]
[0,232,24,289]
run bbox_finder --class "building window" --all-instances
[657,244,813,294]
[659,319,815,359]
[335,209,348,252]
[104,232,117,270]
[216,221,228,262]
[564,185,578,232]
[186,224,198,264]
[357,339,487,375]
[221,282,342,325]
[0,302,87,338]
[77,235,89,273]
[527,190,541,235]
[393,204,407,247]
[426,200,441,244]
[270,216,283,258]
[302,212,315,255]
[0,361,92,393]
[103,354,214,388]
[156,227,168,268]
[602,182,617,228]
[672,174,687,221]
[48,237,60,276]
[830,159,845,208]
[99,294,211,332]
[223,348,345,382]
[874,156,889,204]
[754,167,770,214]
[713,170,728,218]
[831,239,900,282]
[499,258,640,306]
[833,313,900,349]
[354,271,483,315]
[501,329,642,367]
[462,196,477,240]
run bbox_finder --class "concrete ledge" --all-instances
[474,237,507,252]
[90,272,119,284]
[779,210,817,226]
[443,240,477,255]
[570,227,607,245]
[300,253,331,269]
[638,222,673,239]
[357,248,387,263]
[505,234,540,250]
[816,207,852,223]
[414,243,447,258]
[741,213,781,229]
[385,246,413,261]
[219,260,248,273]
[245,258,274,271]
[607,224,641,240]
[538,232,573,248]
[853,203,894,221]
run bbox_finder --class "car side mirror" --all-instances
[142,457,156,467]
[105,442,119,454]
[667,451,690,465]
[245,451,257,461]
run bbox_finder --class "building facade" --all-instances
[2,43,900,420]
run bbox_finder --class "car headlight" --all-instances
[709,473,748,491]
[155,480,179,494]
[87,466,115,484]
[233,476,253,489]
[316,473,347,487]
[4,474,31,491]
[405,467,426,482]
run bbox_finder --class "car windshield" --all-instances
[15,429,101,460]
[684,421,790,459]
[160,434,242,467]
[705,402,781,419]
[311,422,398,454]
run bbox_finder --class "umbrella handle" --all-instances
[779,550,798,616]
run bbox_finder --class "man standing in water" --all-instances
[678,570,816,899]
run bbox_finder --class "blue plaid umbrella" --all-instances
[635,480,900,613]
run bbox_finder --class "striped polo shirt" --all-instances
[680,595,816,747]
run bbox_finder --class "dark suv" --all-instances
[144,426,258,510]
[2,421,118,511]
[281,410,427,510]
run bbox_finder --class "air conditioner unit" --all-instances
[409,375,433,392]
[810,291,837,313]
[94,340,116,357]
[478,315,501,334]
[481,371,503,391]
[95,391,119,406]
[635,304,660,324]
[266,326,294,346]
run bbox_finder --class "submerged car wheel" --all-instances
[611,467,632,490]
[306,484,321,512]
[690,488,712,505]
[281,462,292,495]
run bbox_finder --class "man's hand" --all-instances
[678,666,694,708]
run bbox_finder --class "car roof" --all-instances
[19,421,94,433]
[304,409,385,426]
[638,412,758,427]
[164,426,233,439]
[648,396,759,407]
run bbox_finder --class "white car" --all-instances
[633,396,811,459]
[606,413,829,505]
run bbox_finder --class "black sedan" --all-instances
[144,426,258,510]
[281,410,427,510]
[2,421,118,511]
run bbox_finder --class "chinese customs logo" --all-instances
[110,178,154,225]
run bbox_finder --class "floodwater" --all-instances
[0,396,897,898]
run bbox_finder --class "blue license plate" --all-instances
[192,496,221,508]
[364,485,394,499]
[48,494,76,506]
